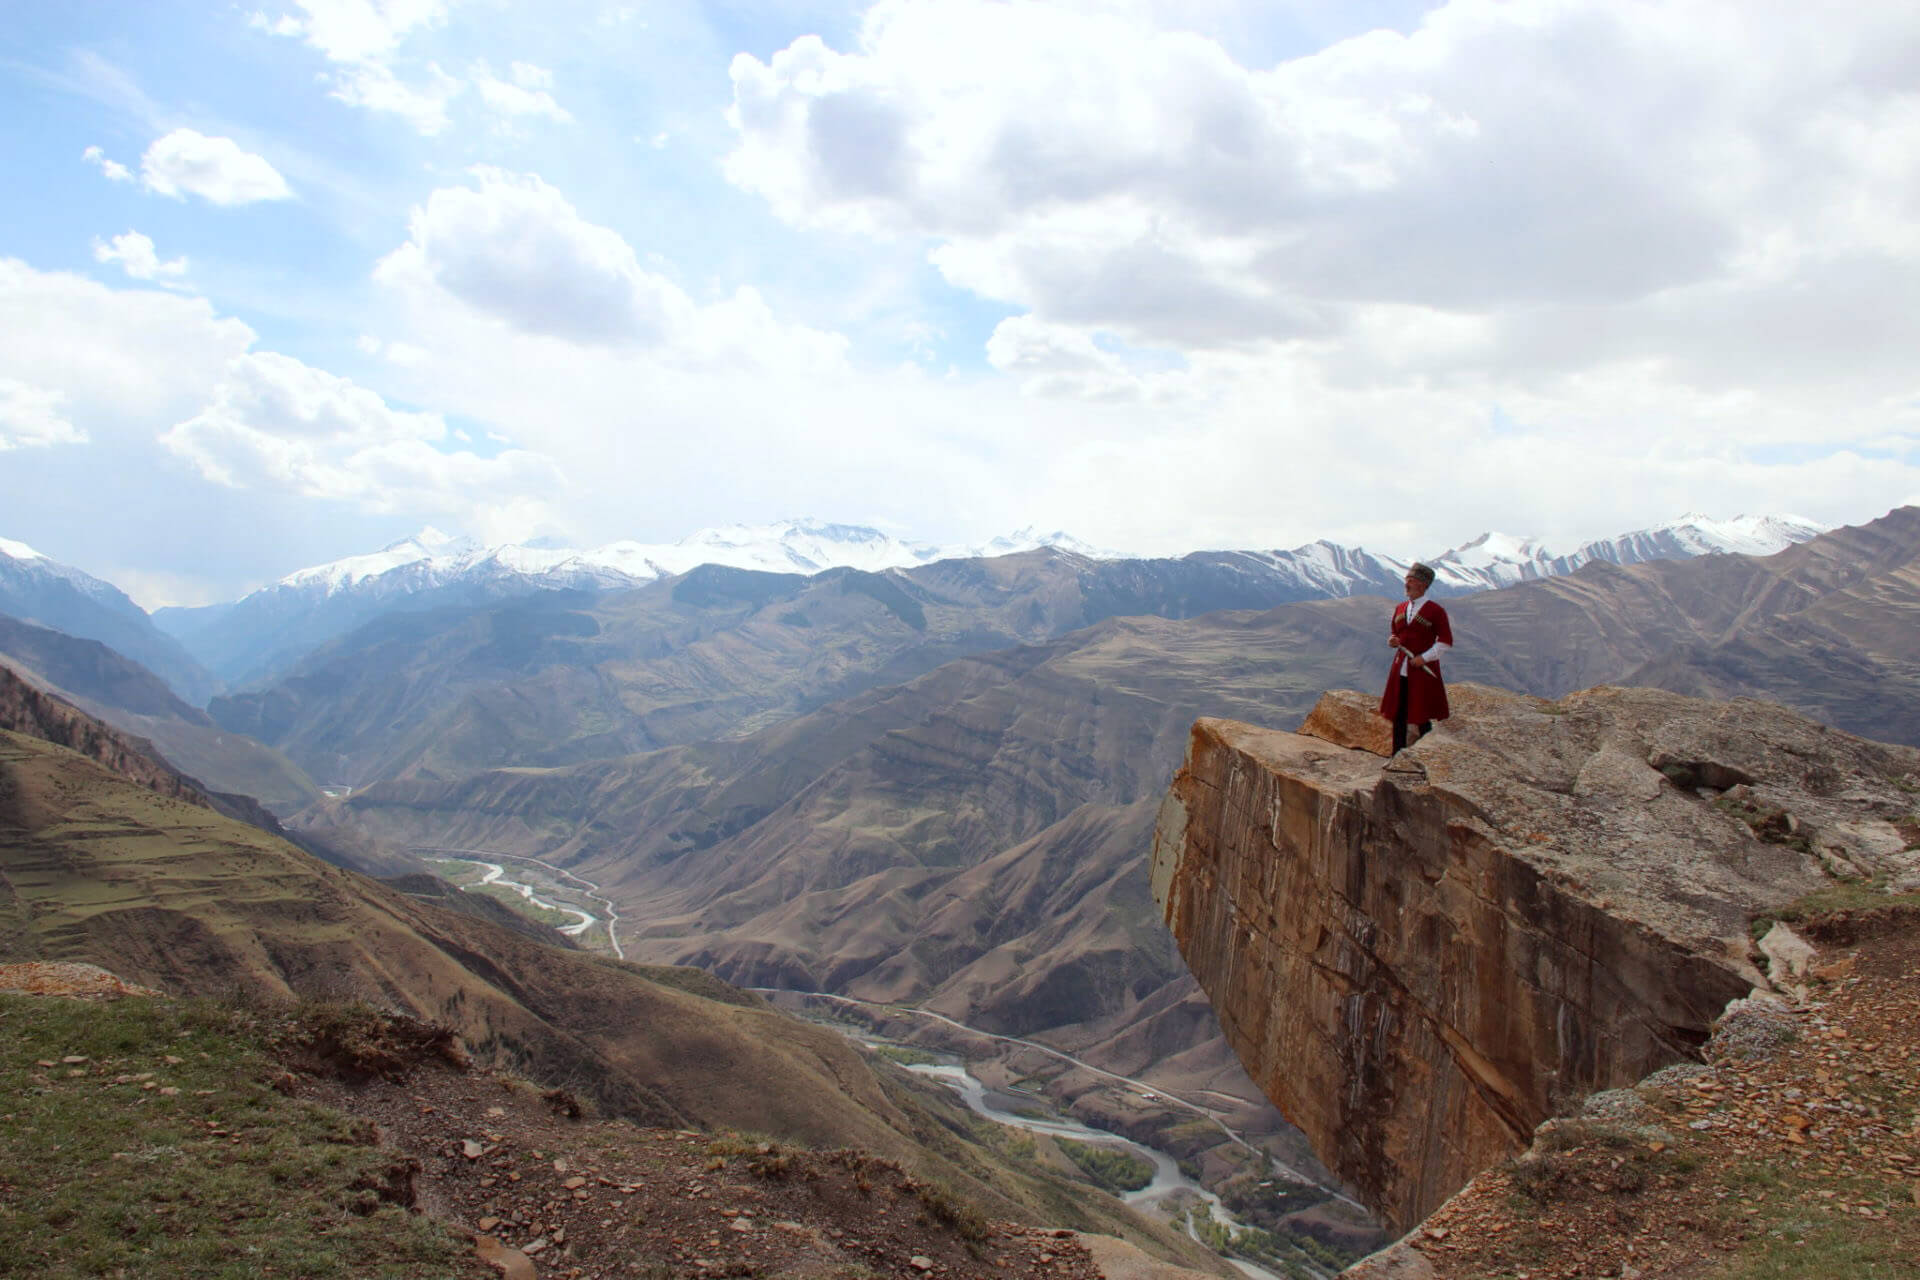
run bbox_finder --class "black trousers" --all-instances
[1391,673,1431,754]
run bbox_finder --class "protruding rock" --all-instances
[1298,690,1394,757]
[1757,922,1817,994]
[1151,683,1918,1233]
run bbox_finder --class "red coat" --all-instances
[1378,597,1452,724]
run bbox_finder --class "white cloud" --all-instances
[985,315,1153,401]
[82,145,132,183]
[92,231,188,281]
[161,350,562,518]
[0,379,87,451]
[140,129,292,205]
[0,258,253,430]
[473,60,571,123]
[256,0,463,134]
[256,0,451,63]
[726,0,1920,376]
[373,168,848,370]
[375,167,689,343]
[331,59,462,134]
[359,334,430,365]
[0,258,559,564]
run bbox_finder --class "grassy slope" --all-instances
[0,727,1208,1263]
[0,994,479,1279]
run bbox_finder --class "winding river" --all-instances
[763,992,1350,1280]
[420,849,625,960]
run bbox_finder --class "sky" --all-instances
[2,0,1917,607]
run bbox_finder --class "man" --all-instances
[1379,562,1452,753]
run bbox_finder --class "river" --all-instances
[422,852,624,959]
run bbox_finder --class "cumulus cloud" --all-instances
[725,0,1920,386]
[985,315,1153,401]
[332,59,462,134]
[140,129,292,204]
[375,167,689,343]
[0,258,253,428]
[0,379,87,451]
[255,3,567,133]
[472,60,571,123]
[93,231,188,282]
[0,258,560,571]
[82,145,132,183]
[161,350,562,516]
[256,0,462,133]
[373,168,848,369]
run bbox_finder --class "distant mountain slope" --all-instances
[0,613,319,814]
[205,513,1829,791]
[0,536,215,704]
[0,713,1191,1247]
[332,506,1919,1083]
[155,521,1113,687]
[157,514,1824,694]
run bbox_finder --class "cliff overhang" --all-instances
[1151,683,1919,1233]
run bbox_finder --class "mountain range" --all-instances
[0,535,216,704]
[1,502,1911,1274]
[321,507,1920,1100]
[135,513,1825,695]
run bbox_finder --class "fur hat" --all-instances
[1408,562,1436,585]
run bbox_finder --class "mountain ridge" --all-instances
[140,512,1825,691]
[0,536,216,705]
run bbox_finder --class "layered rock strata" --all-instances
[1151,683,1919,1232]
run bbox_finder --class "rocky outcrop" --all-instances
[1151,683,1919,1233]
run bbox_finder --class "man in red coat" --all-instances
[1379,561,1452,752]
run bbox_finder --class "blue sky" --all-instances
[3,0,1917,605]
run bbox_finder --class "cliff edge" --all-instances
[1150,683,1919,1233]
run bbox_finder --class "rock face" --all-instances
[1150,683,1919,1233]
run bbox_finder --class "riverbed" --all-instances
[887,1054,1299,1280]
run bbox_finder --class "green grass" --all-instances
[1054,1137,1153,1193]
[1752,876,1920,935]
[1709,1165,1920,1279]
[870,1044,940,1067]
[0,995,476,1279]
[466,882,578,928]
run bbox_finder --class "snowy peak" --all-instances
[277,528,484,595]
[1425,514,1829,591]
[246,519,1124,609]
[0,534,138,608]
[0,533,217,704]
[0,536,47,563]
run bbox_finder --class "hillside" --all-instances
[329,509,1920,1084]
[211,550,1395,788]
[0,714,1217,1263]
[0,537,215,705]
[0,612,319,813]
[205,512,1835,792]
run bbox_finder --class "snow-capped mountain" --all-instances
[265,519,1120,603]
[152,520,1118,687]
[1426,513,1829,592]
[147,512,1831,691]
[0,537,216,704]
